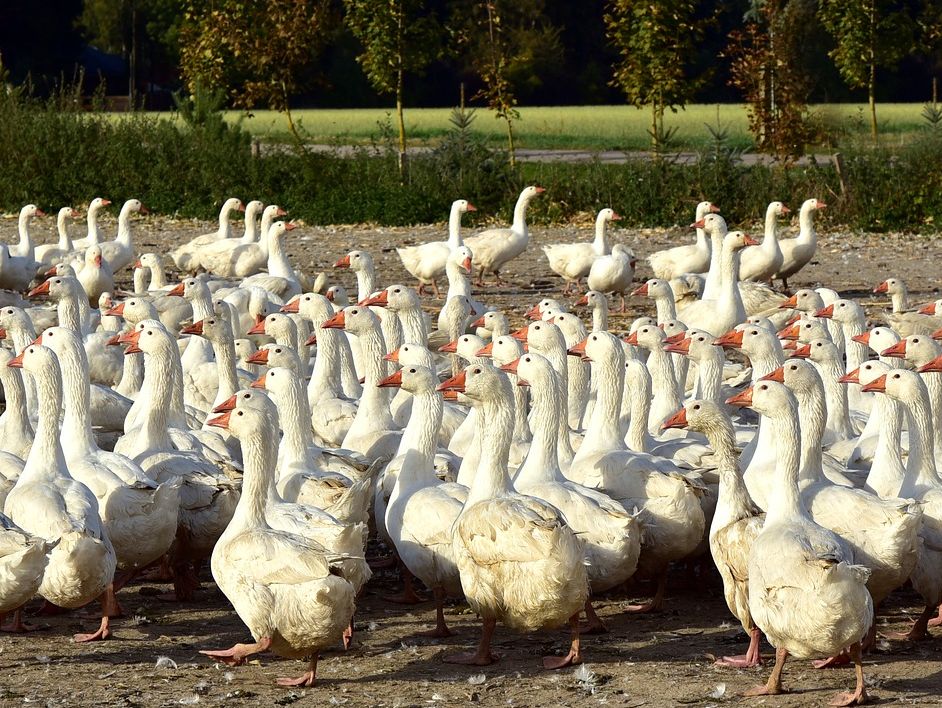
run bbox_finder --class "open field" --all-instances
[1,213,941,706]
[115,104,934,152]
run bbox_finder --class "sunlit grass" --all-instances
[111,103,933,152]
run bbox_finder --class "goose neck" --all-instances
[86,208,101,245]
[702,227,727,298]
[447,206,464,248]
[356,269,377,303]
[764,405,806,524]
[57,214,73,250]
[396,390,442,488]
[866,395,905,497]
[654,295,676,324]
[17,212,32,250]
[842,319,867,371]
[511,195,533,234]
[1,368,33,441]
[582,350,626,453]
[704,418,756,535]
[463,379,514,507]
[210,334,240,404]
[55,338,98,458]
[274,376,317,473]
[625,364,653,452]
[816,359,854,440]
[592,306,608,332]
[398,308,428,346]
[20,363,69,484]
[117,205,134,245]
[267,233,294,278]
[648,346,682,410]
[901,384,941,491]
[792,378,827,485]
[592,216,610,254]
[191,288,214,322]
[309,328,345,400]
[694,349,723,403]
[149,266,169,290]
[232,429,277,530]
[141,344,175,449]
[57,295,82,333]
[763,206,779,245]
[798,207,817,245]
[516,370,561,487]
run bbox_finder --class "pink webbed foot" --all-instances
[813,653,851,669]
[542,648,582,670]
[715,654,762,668]
[74,616,112,643]
[829,687,868,706]
[277,671,316,687]
[200,638,271,666]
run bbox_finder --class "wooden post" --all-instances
[832,152,848,199]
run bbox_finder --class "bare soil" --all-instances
[1,212,941,707]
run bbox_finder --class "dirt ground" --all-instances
[1,210,942,707]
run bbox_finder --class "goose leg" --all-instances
[715,626,763,668]
[580,599,608,634]
[418,587,452,638]
[277,654,318,687]
[885,603,935,641]
[543,614,582,669]
[431,280,441,298]
[200,636,272,666]
[74,584,119,643]
[828,643,867,706]
[443,617,499,665]
[384,564,425,604]
[744,646,787,697]
[926,603,942,627]
[0,607,41,633]
[626,570,667,612]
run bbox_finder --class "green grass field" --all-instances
[217,103,932,151]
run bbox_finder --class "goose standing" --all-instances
[728,382,872,705]
[586,244,636,313]
[72,197,110,249]
[35,206,81,267]
[397,199,476,296]
[775,198,825,292]
[99,199,147,272]
[740,201,788,284]
[464,185,544,286]
[439,364,588,668]
[542,207,618,294]
[648,201,718,280]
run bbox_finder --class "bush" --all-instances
[1,82,941,231]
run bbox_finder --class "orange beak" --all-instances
[778,324,800,340]
[304,333,318,346]
[476,341,494,357]
[664,332,686,345]
[321,312,346,329]
[94,254,102,267]
[30,334,42,346]
[359,290,389,307]
[838,368,860,384]
[325,290,336,302]
[743,235,759,246]
[861,374,887,393]
[575,294,589,306]
[782,340,797,350]
[471,315,486,328]
[442,389,459,401]
[525,304,542,320]
[918,302,937,316]
[880,341,907,358]
[106,333,122,346]
[334,255,351,268]
[852,332,871,345]
[461,257,472,272]
[713,330,744,348]
[499,357,521,375]
[932,328,942,342]
[250,373,267,389]
[437,370,467,393]
[567,338,589,360]
[726,387,754,408]
[873,281,889,294]
[691,218,706,229]
[631,283,649,297]
[918,356,942,374]
[28,280,51,298]
[44,265,58,277]
[123,329,143,354]
[246,349,270,364]
[466,203,477,212]
[207,412,231,429]
[105,302,126,317]
[438,340,458,353]
[760,367,785,382]
[180,320,204,336]
[624,331,639,346]
[661,408,688,430]
[280,298,300,314]
[510,326,529,342]
[247,319,267,335]
[213,395,238,413]
[664,337,691,355]
[383,348,400,363]
[8,351,25,368]
[791,344,812,359]
[168,282,185,297]
[779,294,798,309]
[377,370,404,388]
[815,304,834,318]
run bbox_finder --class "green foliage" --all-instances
[179,0,334,113]
[604,0,708,152]
[819,0,914,138]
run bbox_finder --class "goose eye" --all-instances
[914,338,920,343]
[146,330,152,335]
[237,411,243,416]
[473,367,481,374]
[409,368,416,373]
[693,404,700,410]
[243,393,250,398]
[760,384,767,390]
[894,374,901,379]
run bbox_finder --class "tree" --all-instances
[343,0,440,179]
[726,0,815,160]
[179,0,334,140]
[819,0,914,140]
[604,0,707,153]
[454,0,561,167]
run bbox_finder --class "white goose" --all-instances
[72,197,110,249]
[586,244,636,312]
[648,201,718,280]
[99,199,147,272]
[4,344,117,642]
[199,403,355,688]
[35,206,80,267]
[439,364,588,669]
[542,207,618,294]
[739,201,788,284]
[397,198,476,296]
[774,198,825,291]
[729,381,871,705]
[464,185,544,286]
[170,197,247,272]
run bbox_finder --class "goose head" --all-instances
[451,246,473,273]
[695,201,721,219]
[577,330,623,365]
[167,276,210,302]
[523,320,567,357]
[384,342,434,369]
[28,274,83,303]
[800,198,826,216]
[325,285,349,306]
[208,397,276,438]
[791,337,841,367]
[767,200,790,218]
[378,363,438,394]
[548,312,585,342]
[854,326,900,356]
[625,323,667,353]
[213,386,276,417]
[121,198,149,216]
[669,328,715,359]
[88,197,111,214]
[662,399,735,444]
[9,342,57,376]
[505,350,555,390]
[478,335,523,365]
[438,361,511,406]
[632,278,673,302]
[840,359,890,387]
[440,333,487,362]
[107,297,158,325]
[20,204,45,221]
[692,212,727,236]
[221,197,245,216]
[334,249,373,274]
[724,231,759,252]
[882,333,940,368]
[780,288,824,313]
[244,200,264,220]
[520,185,546,202]
[183,314,234,344]
[862,367,927,405]
[471,309,507,333]
[575,290,607,311]
[727,379,796,417]
[526,298,564,321]
[322,305,378,336]
[815,298,864,324]
[452,199,477,216]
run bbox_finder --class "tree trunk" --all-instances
[506,116,516,168]
[650,102,659,154]
[396,69,407,183]
[868,1,878,141]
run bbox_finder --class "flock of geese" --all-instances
[0,187,938,703]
